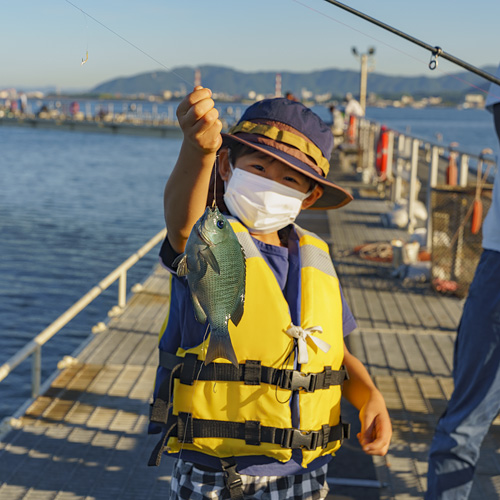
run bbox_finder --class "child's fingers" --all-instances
[183,98,218,129]
[357,416,391,456]
[194,111,223,151]
[176,87,212,119]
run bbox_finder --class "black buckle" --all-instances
[224,466,243,490]
[220,458,244,500]
[290,371,315,392]
[282,428,320,450]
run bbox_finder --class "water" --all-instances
[0,104,498,419]
[0,126,180,416]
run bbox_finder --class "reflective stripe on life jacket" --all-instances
[149,220,347,468]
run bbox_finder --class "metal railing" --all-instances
[348,115,497,250]
[0,228,166,399]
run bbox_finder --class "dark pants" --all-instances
[426,249,500,499]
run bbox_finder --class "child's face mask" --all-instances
[223,165,311,234]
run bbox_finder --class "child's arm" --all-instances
[164,86,223,254]
[342,342,392,456]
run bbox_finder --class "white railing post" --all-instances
[385,130,395,180]
[392,134,406,203]
[426,146,440,250]
[367,123,376,173]
[407,138,420,233]
[118,270,127,309]
[32,345,41,398]
[459,154,469,187]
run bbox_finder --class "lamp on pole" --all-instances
[352,47,375,113]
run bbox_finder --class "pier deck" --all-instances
[1,171,499,499]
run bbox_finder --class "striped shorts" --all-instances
[169,459,329,500]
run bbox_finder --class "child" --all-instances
[149,87,392,500]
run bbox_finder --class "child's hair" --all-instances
[228,143,318,192]
[227,142,256,164]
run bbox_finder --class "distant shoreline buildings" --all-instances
[0,86,486,116]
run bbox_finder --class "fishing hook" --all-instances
[429,47,442,70]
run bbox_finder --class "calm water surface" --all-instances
[0,105,498,418]
[0,126,180,416]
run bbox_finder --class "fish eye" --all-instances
[217,220,225,229]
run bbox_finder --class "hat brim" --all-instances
[221,133,353,210]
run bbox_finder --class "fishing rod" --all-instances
[322,0,500,87]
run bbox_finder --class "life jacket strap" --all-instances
[169,412,349,448]
[159,351,348,392]
[149,362,182,425]
[148,413,350,466]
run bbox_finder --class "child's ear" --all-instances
[301,185,324,209]
[218,147,231,181]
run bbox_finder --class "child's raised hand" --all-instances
[176,86,223,154]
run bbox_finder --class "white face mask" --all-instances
[223,167,311,234]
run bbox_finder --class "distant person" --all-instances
[69,101,80,116]
[425,64,500,499]
[18,92,27,114]
[344,92,364,117]
[36,104,49,117]
[285,91,298,101]
[96,107,108,120]
[329,104,345,146]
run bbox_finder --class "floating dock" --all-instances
[0,115,183,138]
[0,153,499,500]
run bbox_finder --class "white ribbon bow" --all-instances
[285,324,331,364]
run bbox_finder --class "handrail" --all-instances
[0,228,167,395]
[360,115,498,163]
[347,114,497,249]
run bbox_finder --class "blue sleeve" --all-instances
[159,235,180,273]
[340,283,357,336]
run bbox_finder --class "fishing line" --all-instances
[80,10,89,65]
[292,0,500,100]
[63,0,194,87]
[212,156,219,209]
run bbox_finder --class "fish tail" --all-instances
[204,331,239,368]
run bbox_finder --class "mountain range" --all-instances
[90,65,496,101]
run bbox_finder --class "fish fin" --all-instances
[204,330,239,368]
[173,254,188,276]
[230,293,245,326]
[199,247,220,275]
[190,292,207,324]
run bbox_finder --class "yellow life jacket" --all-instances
[149,220,349,468]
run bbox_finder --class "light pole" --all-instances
[352,47,375,113]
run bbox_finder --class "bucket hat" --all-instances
[221,97,353,209]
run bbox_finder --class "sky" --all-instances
[2,0,500,91]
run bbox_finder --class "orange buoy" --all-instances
[347,115,357,144]
[376,126,389,178]
[471,199,483,234]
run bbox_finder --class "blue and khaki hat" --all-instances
[221,97,353,209]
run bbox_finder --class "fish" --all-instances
[175,206,246,367]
